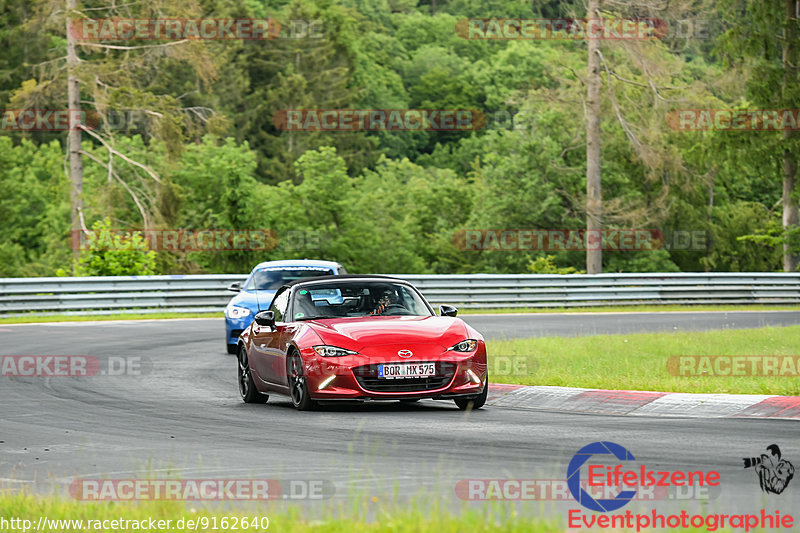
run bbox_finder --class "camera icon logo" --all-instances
[743,444,794,495]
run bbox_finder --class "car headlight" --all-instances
[226,304,251,319]
[313,345,358,357]
[448,339,477,352]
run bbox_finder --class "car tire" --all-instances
[454,381,488,411]
[238,345,268,404]
[226,343,237,355]
[288,351,317,411]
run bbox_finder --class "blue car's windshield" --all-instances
[250,267,333,290]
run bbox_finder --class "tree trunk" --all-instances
[586,0,602,274]
[66,0,83,265]
[783,150,799,271]
[782,0,799,272]
[706,172,715,273]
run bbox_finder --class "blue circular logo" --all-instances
[567,441,637,512]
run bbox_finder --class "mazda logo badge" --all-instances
[398,350,413,358]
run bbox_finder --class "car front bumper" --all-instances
[298,346,487,401]
[225,315,254,346]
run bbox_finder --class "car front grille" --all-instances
[352,361,457,393]
[231,329,244,338]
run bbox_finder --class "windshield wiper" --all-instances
[295,315,333,321]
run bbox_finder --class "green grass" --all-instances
[486,325,800,395]
[459,304,800,315]
[0,491,782,533]
[0,492,562,532]
[1,304,798,324]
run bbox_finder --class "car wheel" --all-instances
[238,345,268,404]
[454,381,487,411]
[226,343,237,355]
[288,351,317,411]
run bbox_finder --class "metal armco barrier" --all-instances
[1,273,799,316]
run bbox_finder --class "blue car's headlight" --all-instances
[448,339,477,352]
[226,304,251,319]
[313,345,358,357]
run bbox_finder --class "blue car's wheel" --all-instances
[226,343,237,354]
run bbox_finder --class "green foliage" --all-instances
[605,249,681,274]
[76,219,157,276]
[702,202,782,272]
[1,0,798,277]
[527,256,583,274]
[0,138,69,277]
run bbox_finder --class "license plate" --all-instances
[378,363,435,379]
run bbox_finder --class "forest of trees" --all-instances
[0,0,798,276]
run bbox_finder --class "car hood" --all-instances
[306,316,469,350]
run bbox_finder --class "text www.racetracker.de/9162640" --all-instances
[1,516,270,532]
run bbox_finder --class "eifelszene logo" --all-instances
[566,441,795,531]
[567,441,720,512]
[743,444,794,495]
[567,441,638,512]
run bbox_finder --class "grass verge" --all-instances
[0,492,562,532]
[486,325,800,395]
[459,304,800,315]
[1,304,798,324]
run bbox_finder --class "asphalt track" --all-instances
[1,313,798,519]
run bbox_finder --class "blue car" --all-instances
[224,260,346,353]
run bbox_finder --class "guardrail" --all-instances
[1,273,799,316]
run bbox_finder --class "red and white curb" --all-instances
[486,384,800,420]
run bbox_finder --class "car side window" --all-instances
[269,289,290,322]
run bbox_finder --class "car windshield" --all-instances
[252,267,333,290]
[290,281,432,320]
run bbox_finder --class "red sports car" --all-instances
[236,275,487,411]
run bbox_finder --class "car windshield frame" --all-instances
[248,266,335,291]
[287,279,434,321]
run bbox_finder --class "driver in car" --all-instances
[370,288,405,315]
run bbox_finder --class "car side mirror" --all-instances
[228,282,242,292]
[439,304,458,317]
[254,310,275,327]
